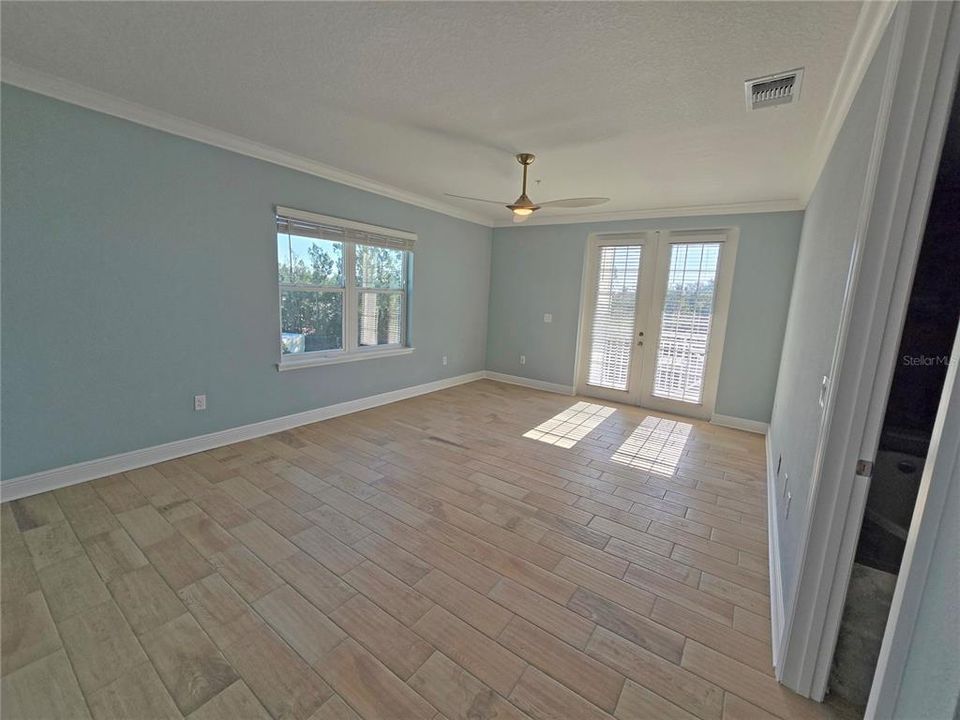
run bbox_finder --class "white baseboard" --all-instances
[766,431,786,674]
[1,371,762,502]
[0,371,485,502]
[710,414,769,435]
[483,371,576,396]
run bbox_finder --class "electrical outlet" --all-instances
[785,491,792,518]
[520,354,526,365]
[442,355,448,366]
[543,313,553,323]
[194,394,207,411]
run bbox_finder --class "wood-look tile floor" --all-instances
[1,380,855,720]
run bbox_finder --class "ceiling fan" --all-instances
[446,153,609,223]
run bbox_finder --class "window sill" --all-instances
[277,347,415,372]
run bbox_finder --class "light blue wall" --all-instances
[767,24,895,613]
[1,85,492,480]
[486,212,803,423]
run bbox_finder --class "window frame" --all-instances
[276,207,415,371]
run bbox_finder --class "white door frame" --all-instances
[867,319,960,717]
[866,5,960,714]
[775,0,960,701]
[575,228,738,420]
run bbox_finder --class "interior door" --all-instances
[577,229,737,419]
[576,233,655,404]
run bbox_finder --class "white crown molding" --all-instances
[801,0,897,203]
[491,199,805,228]
[18,40,918,232]
[2,61,812,230]
[0,61,493,227]
[0,371,485,501]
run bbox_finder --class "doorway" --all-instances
[575,228,738,419]
[828,76,960,713]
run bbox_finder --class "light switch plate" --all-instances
[543,313,553,323]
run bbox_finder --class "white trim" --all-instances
[483,371,575,396]
[767,431,786,669]
[571,236,595,400]
[0,62,811,231]
[866,5,960,715]
[803,1,897,203]
[278,346,415,372]
[0,372,484,502]
[492,199,804,228]
[778,3,908,696]
[710,414,768,435]
[867,320,960,719]
[815,1,958,699]
[0,61,491,227]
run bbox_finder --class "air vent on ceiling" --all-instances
[745,68,804,110]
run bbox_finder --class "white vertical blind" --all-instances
[652,242,721,403]
[587,245,643,390]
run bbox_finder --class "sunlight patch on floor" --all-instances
[611,415,692,475]
[523,401,616,449]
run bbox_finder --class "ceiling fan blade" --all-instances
[444,193,511,206]
[537,197,610,209]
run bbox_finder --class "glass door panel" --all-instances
[577,234,654,404]
[586,244,642,390]
[651,242,721,404]
[577,229,737,420]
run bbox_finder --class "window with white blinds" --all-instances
[586,245,643,390]
[276,207,415,368]
[652,242,721,403]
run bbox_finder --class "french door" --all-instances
[576,229,737,419]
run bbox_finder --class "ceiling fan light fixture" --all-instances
[444,152,610,219]
[507,190,539,215]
